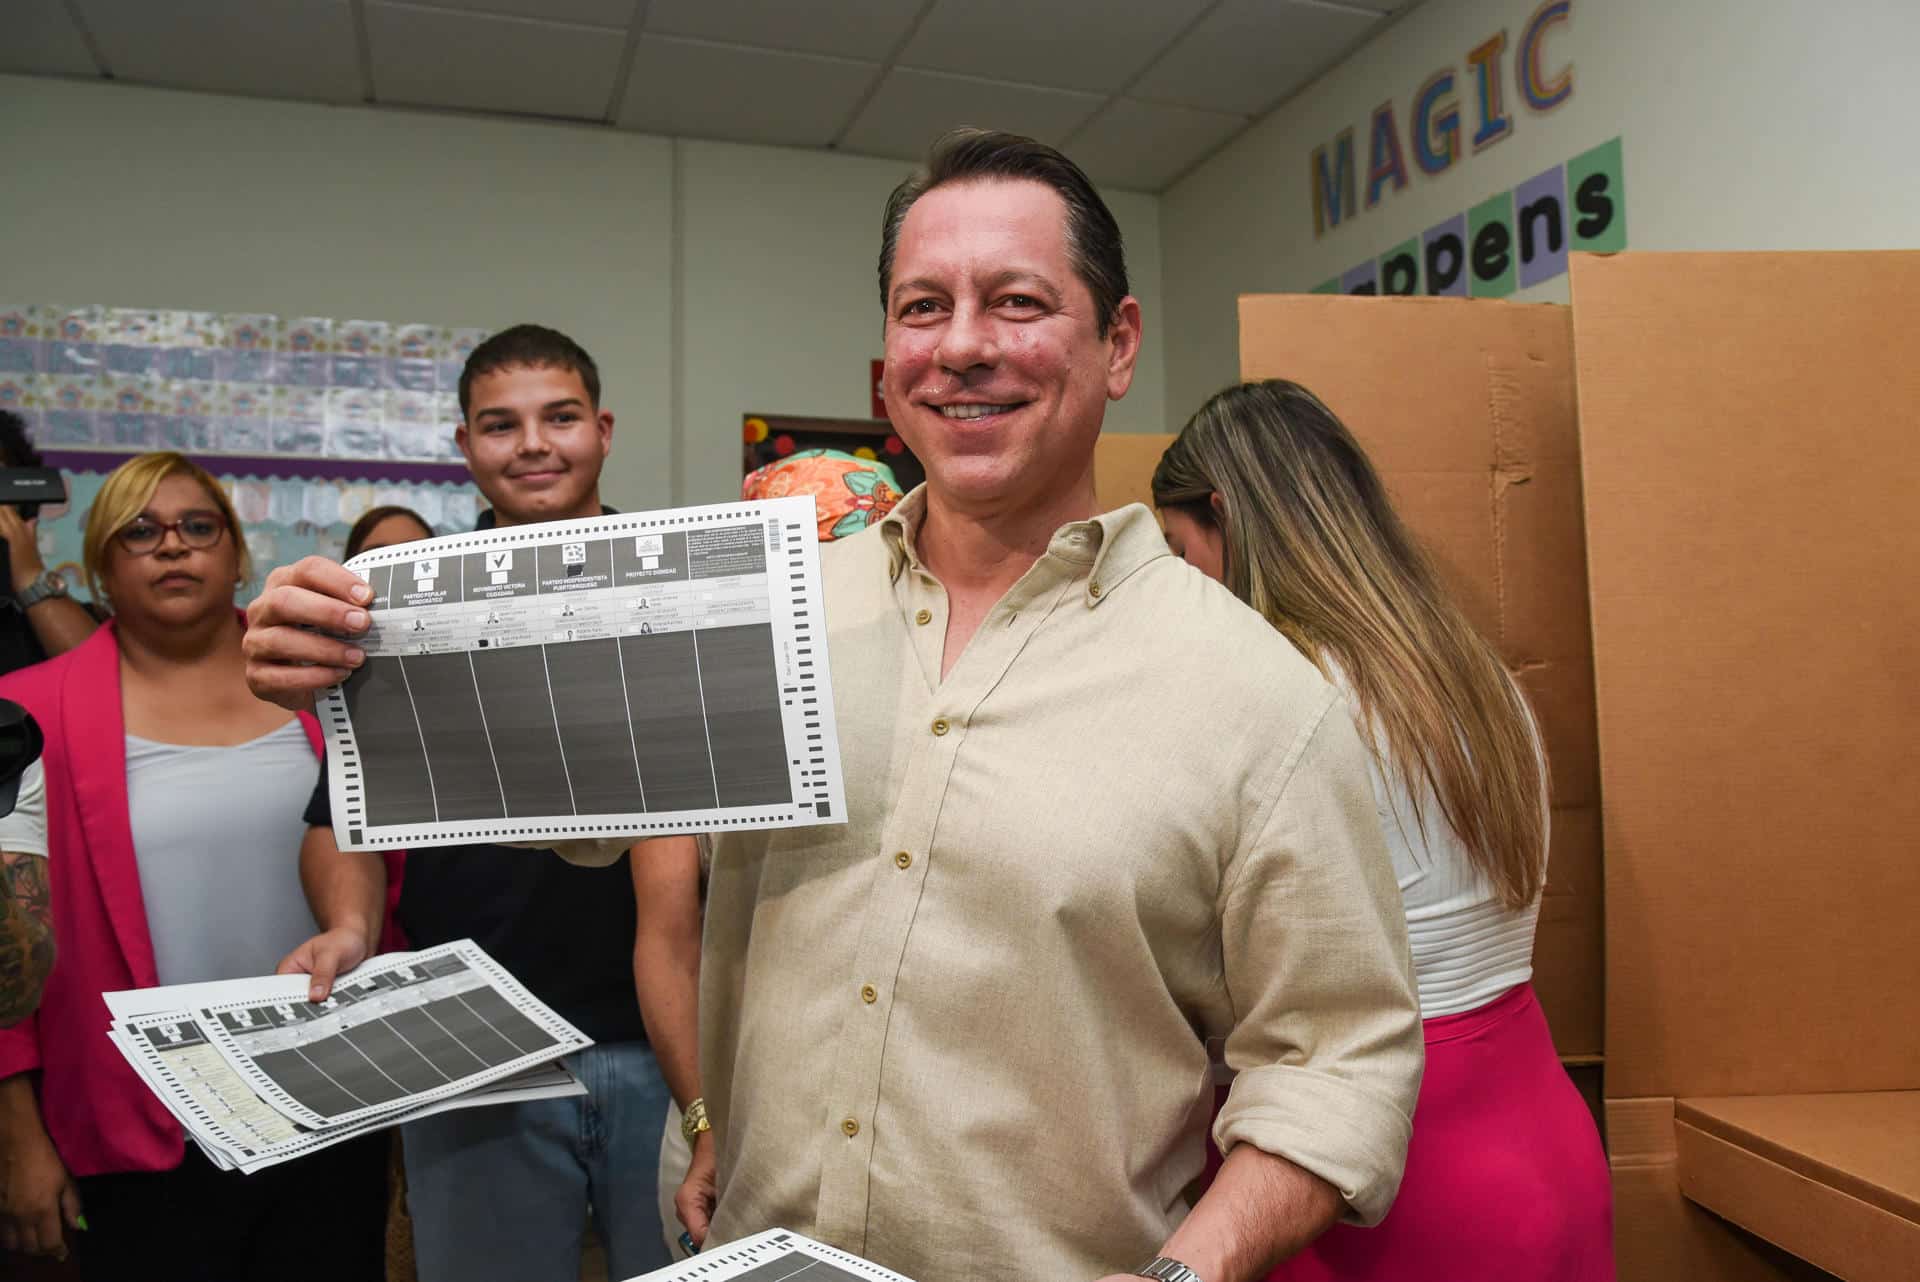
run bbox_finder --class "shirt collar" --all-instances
[879,485,930,578]
[1077,502,1172,607]
[878,485,1168,607]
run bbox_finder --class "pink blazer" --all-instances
[0,618,402,1175]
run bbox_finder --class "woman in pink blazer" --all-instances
[0,453,392,1280]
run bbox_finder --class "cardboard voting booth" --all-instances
[1572,251,1920,1282]
[1235,294,1605,1067]
[1104,256,1918,1280]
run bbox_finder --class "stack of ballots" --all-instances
[105,939,590,1174]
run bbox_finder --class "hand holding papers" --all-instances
[106,940,588,1174]
[315,498,846,851]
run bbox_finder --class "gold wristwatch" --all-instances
[681,1096,711,1143]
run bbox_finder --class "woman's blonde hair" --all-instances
[1153,380,1545,908]
[83,452,250,603]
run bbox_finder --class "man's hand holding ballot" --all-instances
[243,556,376,711]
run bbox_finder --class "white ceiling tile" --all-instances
[77,0,362,102]
[618,37,877,147]
[366,2,625,120]
[899,0,1210,95]
[0,0,99,76]
[1132,0,1380,116]
[397,0,636,27]
[1066,98,1246,193]
[644,0,926,63]
[840,68,1104,163]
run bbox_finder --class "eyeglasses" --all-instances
[115,512,229,556]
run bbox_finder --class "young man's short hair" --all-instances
[458,325,601,418]
[877,129,1131,337]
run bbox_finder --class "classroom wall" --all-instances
[0,74,674,504]
[1158,0,1920,423]
[0,73,1166,525]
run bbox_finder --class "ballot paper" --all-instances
[624,1229,917,1282]
[318,498,845,851]
[106,940,589,1173]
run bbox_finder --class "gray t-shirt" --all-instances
[126,720,320,986]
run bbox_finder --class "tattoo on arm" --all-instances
[0,851,53,1027]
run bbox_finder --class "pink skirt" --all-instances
[1221,983,1614,1282]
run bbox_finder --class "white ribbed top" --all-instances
[1332,671,1544,1019]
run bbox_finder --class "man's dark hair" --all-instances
[458,324,601,418]
[0,411,43,470]
[878,129,1130,338]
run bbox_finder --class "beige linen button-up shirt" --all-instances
[701,490,1421,1282]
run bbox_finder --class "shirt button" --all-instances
[1089,580,1103,599]
[894,851,913,870]
[931,718,950,736]
[842,1117,860,1137]
[914,608,932,626]
[860,984,878,1004]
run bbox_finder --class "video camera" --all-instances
[0,699,42,818]
[0,467,68,521]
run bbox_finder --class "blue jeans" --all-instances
[402,1042,674,1282]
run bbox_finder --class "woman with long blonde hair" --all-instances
[1155,381,1611,1282]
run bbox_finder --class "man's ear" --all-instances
[454,422,473,464]
[1104,297,1143,402]
[597,409,615,457]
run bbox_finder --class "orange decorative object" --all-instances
[742,449,903,541]
[743,416,770,443]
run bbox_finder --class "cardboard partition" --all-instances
[1574,251,1920,1282]
[1093,432,1175,513]
[1675,1093,1920,1282]
[1236,294,1604,1058]
[1571,251,1920,1103]
[1608,1098,1841,1282]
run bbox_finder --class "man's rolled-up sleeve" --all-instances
[1212,695,1424,1225]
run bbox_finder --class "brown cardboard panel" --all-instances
[1501,467,1601,807]
[1609,1098,1839,1282]
[1572,252,1920,1100]
[1677,1093,1920,1224]
[1237,294,1603,1058]
[1236,297,1573,670]
[1093,432,1176,513]
[1534,805,1603,1055]
[1372,472,1502,637]
[1676,1115,1920,1282]
[1519,655,1600,813]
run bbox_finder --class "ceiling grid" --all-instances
[10,0,1415,191]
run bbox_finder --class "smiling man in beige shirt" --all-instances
[682,131,1423,1282]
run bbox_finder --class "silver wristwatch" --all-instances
[1136,1258,1204,1282]
[15,571,67,610]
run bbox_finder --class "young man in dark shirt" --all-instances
[272,326,698,1282]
